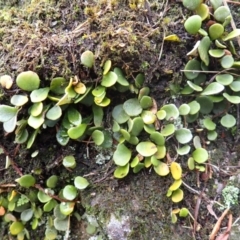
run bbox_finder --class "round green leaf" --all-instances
[184,15,202,34]
[46,105,62,120]
[150,132,165,146]
[223,93,240,104]
[81,50,94,68]
[50,77,68,94]
[63,155,76,169]
[113,143,131,166]
[182,0,201,10]
[30,87,49,103]
[188,100,200,115]
[15,174,36,188]
[21,208,34,222]
[67,107,82,126]
[214,6,230,23]
[136,141,157,157]
[92,86,106,97]
[28,114,44,129]
[209,23,224,40]
[114,164,129,179]
[154,145,166,159]
[16,71,40,91]
[123,98,142,116]
[10,95,28,106]
[37,190,52,203]
[45,228,58,240]
[54,215,69,230]
[63,185,77,201]
[203,118,216,130]
[161,104,179,120]
[3,115,17,133]
[114,68,129,86]
[221,55,234,69]
[175,128,193,144]
[68,123,87,139]
[30,102,43,117]
[156,109,166,120]
[207,130,218,141]
[177,145,191,155]
[129,117,144,136]
[179,104,190,115]
[154,161,169,176]
[184,59,201,79]
[179,208,189,217]
[0,105,18,122]
[192,148,208,163]
[46,175,58,188]
[10,221,24,235]
[161,124,175,136]
[59,202,75,216]
[229,80,240,92]
[141,111,156,124]
[101,71,118,87]
[209,49,225,58]
[171,189,184,203]
[74,176,89,190]
[112,104,129,124]
[201,82,224,95]
[220,114,236,128]
[196,96,213,114]
[196,3,209,20]
[92,130,104,146]
[140,96,153,109]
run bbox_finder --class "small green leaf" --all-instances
[136,141,157,157]
[114,164,129,179]
[92,130,104,146]
[150,132,165,146]
[30,102,43,117]
[198,36,211,66]
[179,208,189,217]
[170,162,182,180]
[140,96,153,109]
[187,81,203,92]
[161,104,179,120]
[221,55,234,69]
[63,155,76,169]
[207,130,218,141]
[68,123,87,139]
[184,59,201,79]
[220,114,236,128]
[179,104,190,115]
[59,202,75,216]
[141,110,156,124]
[10,95,28,106]
[16,71,40,91]
[184,15,202,34]
[37,190,52,203]
[54,215,69,230]
[223,93,240,104]
[156,109,166,120]
[154,161,169,176]
[15,174,36,188]
[46,105,62,120]
[223,29,240,41]
[81,50,94,68]
[209,49,225,58]
[175,128,193,144]
[103,59,111,75]
[214,6,230,23]
[0,105,18,122]
[46,175,58,188]
[171,189,184,203]
[101,71,118,87]
[10,221,24,235]
[28,114,44,129]
[161,124,175,136]
[123,98,142,116]
[229,80,240,92]
[113,144,131,166]
[177,145,191,155]
[192,148,208,163]
[112,104,129,124]
[30,87,49,102]
[21,208,34,222]
[63,185,78,201]
[67,107,82,126]
[114,68,129,86]
[201,82,224,95]
[188,100,200,115]
[74,176,89,190]
[129,117,144,136]
[196,96,213,114]
[209,23,224,40]
[203,118,216,130]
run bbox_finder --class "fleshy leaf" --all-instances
[201,82,224,95]
[192,148,208,163]
[220,114,236,128]
[113,143,131,166]
[74,176,89,190]
[136,141,157,157]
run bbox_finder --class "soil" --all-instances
[0,0,240,240]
